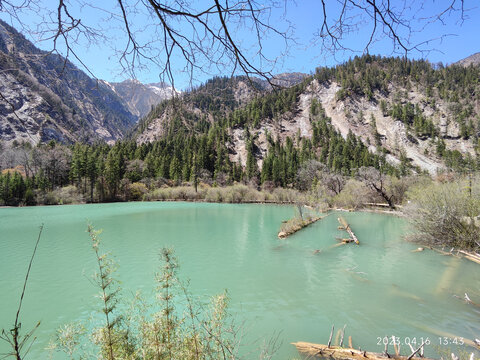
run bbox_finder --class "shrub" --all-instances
[222,184,256,203]
[40,185,84,205]
[128,182,148,201]
[271,188,302,203]
[405,177,480,250]
[170,186,203,200]
[48,229,245,360]
[145,187,172,201]
[333,179,371,209]
[205,187,224,202]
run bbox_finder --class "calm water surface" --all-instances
[0,202,479,359]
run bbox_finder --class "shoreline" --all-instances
[0,200,403,219]
[0,199,406,219]
[2,199,478,262]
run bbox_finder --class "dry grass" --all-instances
[144,184,304,204]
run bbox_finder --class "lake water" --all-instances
[0,202,479,359]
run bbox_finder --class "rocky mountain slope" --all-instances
[0,20,137,145]
[104,79,179,119]
[136,56,480,174]
[454,52,480,67]
[136,76,264,143]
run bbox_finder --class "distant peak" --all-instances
[124,78,142,84]
[453,52,480,67]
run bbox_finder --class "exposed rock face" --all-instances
[252,72,308,89]
[0,20,136,145]
[136,76,262,144]
[106,79,179,119]
[453,52,480,67]
[136,68,478,174]
[271,72,309,87]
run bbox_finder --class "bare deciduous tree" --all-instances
[297,160,345,195]
[357,166,395,209]
[0,0,471,125]
[0,0,470,86]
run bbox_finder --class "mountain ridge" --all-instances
[0,19,138,144]
[0,20,180,145]
[453,52,480,67]
[135,55,480,174]
[105,79,180,120]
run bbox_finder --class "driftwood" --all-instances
[427,246,461,258]
[458,250,480,265]
[336,237,355,243]
[426,247,480,265]
[291,341,434,360]
[453,292,480,308]
[337,217,359,244]
[293,325,474,360]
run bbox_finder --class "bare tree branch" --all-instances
[0,0,471,88]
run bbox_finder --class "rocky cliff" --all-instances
[104,79,179,120]
[0,20,136,145]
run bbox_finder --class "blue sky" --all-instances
[1,1,479,90]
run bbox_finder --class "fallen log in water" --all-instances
[464,255,480,265]
[453,292,480,308]
[434,256,460,294]
[410,324,480,350]
[337,216,359,244]
[457,250,480,265]
[389,284,423,302]
[291,341,434,360]
[427,246,461,258]
[344,268,369,282]
[278,215,326,239]
[335,237,355,243]
[425,247,480,265]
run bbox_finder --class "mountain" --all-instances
[271,72,308,87]
[0,20,136,145]
[453,52,480,67]
[104,79,179,120]
[135,56,480,175]
[251,72,308,89]
[135,76,264,143]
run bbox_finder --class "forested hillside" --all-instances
[1,55,480,206]
[137,55,480,176]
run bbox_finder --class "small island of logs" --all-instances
[278,215,326,239]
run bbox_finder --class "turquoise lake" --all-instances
[0,202,479,359]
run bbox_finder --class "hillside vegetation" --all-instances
[2,56,480,208]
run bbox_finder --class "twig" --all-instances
[407,340,426,360]
[15,224,44,327]
[327,324,334,348]
[0,224,43,360]
[339,325,346,347]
